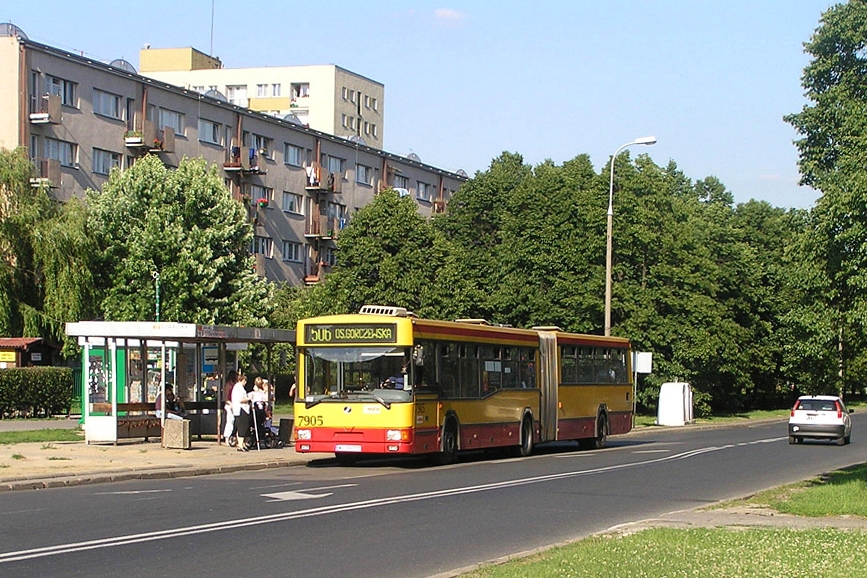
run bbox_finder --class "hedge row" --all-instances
[0,367,74,418]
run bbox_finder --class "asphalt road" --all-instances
[1,415,865,578]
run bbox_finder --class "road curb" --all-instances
[0,458,311,492]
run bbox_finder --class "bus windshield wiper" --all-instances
[372,394,391,410]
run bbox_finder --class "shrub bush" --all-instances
[0,367,74,417]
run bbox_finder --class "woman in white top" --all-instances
[231,374,251,451]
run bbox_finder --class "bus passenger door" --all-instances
[538,333,558,442]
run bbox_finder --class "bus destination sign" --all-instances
[305,323,397,344]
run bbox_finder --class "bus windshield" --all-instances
[302,346,412,406]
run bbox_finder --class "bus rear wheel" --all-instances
[514,416,534,457]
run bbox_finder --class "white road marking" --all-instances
[262,483,357,501]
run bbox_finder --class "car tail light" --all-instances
[791,401,800,417]
[836,401,843,419]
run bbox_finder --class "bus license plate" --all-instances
[335,444,362,452]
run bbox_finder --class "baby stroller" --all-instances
[247,400,284,450]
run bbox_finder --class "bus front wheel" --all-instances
[436,421,458,466]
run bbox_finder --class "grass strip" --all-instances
[0,429,83,445]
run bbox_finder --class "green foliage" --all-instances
[783,1,867,396]
[0,148,95,354]
[0,367,73,417]
[86,155,269,326]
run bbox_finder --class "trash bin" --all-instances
[163,418,191,449]
[278,418,294,446]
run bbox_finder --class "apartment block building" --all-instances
[0,24,465,287]
[139,46,385,150]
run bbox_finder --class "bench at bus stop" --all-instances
[90,401,221,442]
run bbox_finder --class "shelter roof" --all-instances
[65,321,295,345]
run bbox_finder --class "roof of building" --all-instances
[0,338,43,350]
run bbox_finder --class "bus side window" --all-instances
[439,344,459,397]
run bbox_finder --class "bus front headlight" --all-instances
[296,429,311,440]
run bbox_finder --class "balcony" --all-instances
[29,158,61,188]
[433,200,446,214]
[29,94,61,124]
[124,121,156,149]
[305,215,345,240]
[224,147,266,175]
[303,261,328,285]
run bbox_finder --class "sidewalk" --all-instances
[0,416,314,491]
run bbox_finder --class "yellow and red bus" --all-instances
[294,305,633,464]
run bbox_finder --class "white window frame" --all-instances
[251,184,273,204]
[256,84,268,97]
[45,137,76,167]
[93,88,122,119]
[93,148,121,175]
[394,174,409,190]
[272,83,281,97]
[252,134,272,158]
[284,144,303,167]
[46,75,76,107]
[282,191,303,214]
[198,118,222,145]
[158,108,185,136]
[356,163,372,185]
[281,240,302,262]
[417,181,433,201]
[252,236,273,258]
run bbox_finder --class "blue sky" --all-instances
[5,1,835,208]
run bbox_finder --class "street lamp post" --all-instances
[605,136,657,336]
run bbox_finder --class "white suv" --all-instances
[788,395,852,446]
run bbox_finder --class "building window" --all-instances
[371,124,378,138]
[341,87,348,100]
[364,122,370,135]
[226,85,247,107]
[256,84,268,97]
[341,114,348,128]
[192,85,205,93]
[321,246,337,267]
[349,90,356,104]
[251,236,273,258]
[250,184,273,205]
[46,75,77,107]
[356,164,372,185]
[93,89,122,119]
[281,240,302,262]
[291,83,310,99]
[252,134,273,158]
[159,108,185,136]
[324,155,344,175]
[93,148,121,175]
[284,144,303,167]
[394,174,409,191]
[45,137,76,167]
[417,181,433,201]
[198,118,222,145]
[272,83,281,97]
[364,95,370,109]
[282,191,303,214]
[372,97,378,111]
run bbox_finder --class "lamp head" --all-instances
[634,136,657,146]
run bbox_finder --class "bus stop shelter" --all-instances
[65,321,296,445]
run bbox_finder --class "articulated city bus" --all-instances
[294,306,633,464]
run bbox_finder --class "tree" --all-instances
[303,189,472,319]
[784,1,867,394]
[0,148,97,354]
[87,155,268,326]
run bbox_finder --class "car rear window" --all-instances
[798,400,837,411]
